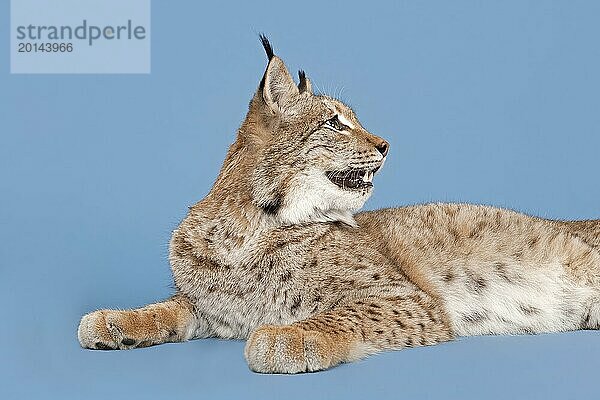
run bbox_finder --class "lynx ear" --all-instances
[258,35,299,113]
[298,70,312,94]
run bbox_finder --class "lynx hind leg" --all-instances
[245,292,453,374]
[78,295,198,350]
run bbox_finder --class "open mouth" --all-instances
[326,166,380,190]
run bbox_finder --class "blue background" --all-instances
[1,1,599,399]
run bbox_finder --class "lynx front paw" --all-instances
[77,310,156,350]
[244,325,335,374]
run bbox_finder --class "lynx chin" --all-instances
[78,36,600,374]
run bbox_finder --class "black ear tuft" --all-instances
[298,70,306,88]
[298,70,313,94]
[298,70,307,92]
[259,34,274,61]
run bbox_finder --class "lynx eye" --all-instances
[323,115,348,131]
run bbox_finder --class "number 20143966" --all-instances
[18,43,73,53]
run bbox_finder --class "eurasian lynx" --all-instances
[78,36,600,373]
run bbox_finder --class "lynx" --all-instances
[78,36,600,374]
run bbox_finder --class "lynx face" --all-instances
[244,37,389,227]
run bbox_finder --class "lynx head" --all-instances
[232,36,389,227]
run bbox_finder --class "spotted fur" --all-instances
[78,37,600,374]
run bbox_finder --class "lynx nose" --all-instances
[375,139,389,157]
